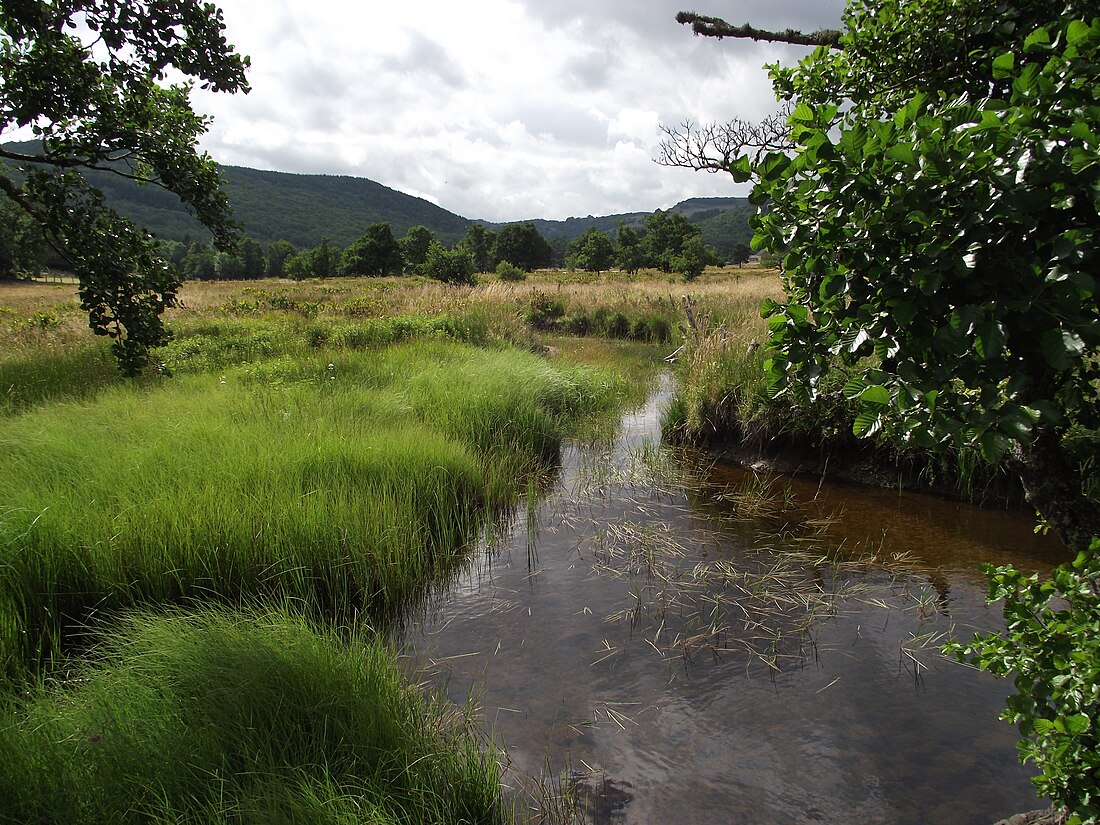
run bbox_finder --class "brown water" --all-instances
[401,379,1067,825]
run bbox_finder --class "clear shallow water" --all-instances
[401,379,1067,825]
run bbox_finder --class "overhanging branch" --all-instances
[676,12,842,49]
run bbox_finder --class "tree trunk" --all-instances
[1007,428,1100,554]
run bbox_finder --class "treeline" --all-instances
[155,210,748,285]
[1,195,752,284]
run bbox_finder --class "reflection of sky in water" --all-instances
[402,381,1062,825]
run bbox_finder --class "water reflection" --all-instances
[402,382,1066,825]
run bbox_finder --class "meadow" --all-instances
[0,267,777,823]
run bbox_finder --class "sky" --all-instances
[192,1,845,223]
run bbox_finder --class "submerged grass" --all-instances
[0,605,504,824]
[0,340,632,675]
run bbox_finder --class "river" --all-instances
[400,378,1067,825]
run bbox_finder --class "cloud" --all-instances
[383,32,469,89]
[193,0,844,222]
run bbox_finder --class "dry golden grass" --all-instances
[0,267,783,365]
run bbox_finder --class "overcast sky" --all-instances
[192,1,844,222]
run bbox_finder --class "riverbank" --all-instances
[663,270,1096,516]
[0,272,670,823]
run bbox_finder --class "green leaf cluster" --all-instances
[946,538,1100,824]
[0,0,250,373]
[748,0,1099,549]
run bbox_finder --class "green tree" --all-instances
[340,223,402,277]
[642,211,701,273]
[0,0,249,373]
[674,0,1099,551]
[671,236,711,281]
[180,244,216,280]
[459,223,496,273]
[265,239,297,279]
[399,225,434,273]
[569,227,615,274]
[677,3,1100,820]
[494,222,552,272]
[0,193,47,277]
[214,249,244,280]
[729,242,751,268]
[310,236,339,278]
[615,224,647,275]
[283,250,311,281]
[422,241,474,285]
[239,237,265,278]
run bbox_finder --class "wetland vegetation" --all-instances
[0,267,755,822]
[0,264,1089,824]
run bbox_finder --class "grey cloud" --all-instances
[513,102,608,146]
[384,31,469,90]
[561,48,616,91]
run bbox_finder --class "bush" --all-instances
[946,538,1100,825]
[495,260,526,282]
[525,290,565,330]
[422,242,475,285]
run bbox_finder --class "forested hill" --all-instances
[490,196,757,259]
[90,163,474,248]
[2,141,754,255]
[1,141,472,247]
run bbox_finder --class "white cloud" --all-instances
[193,0,844,221]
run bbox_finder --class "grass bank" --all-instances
[664,270,1099,508]
[0,340,634,675]
[0,605,504,824]
[0,271,671,823]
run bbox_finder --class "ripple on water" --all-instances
[402,379,1065,825]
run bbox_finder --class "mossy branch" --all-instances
[676,12,842,49]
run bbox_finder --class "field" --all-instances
[0,267,778,823]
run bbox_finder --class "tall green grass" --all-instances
[0,343,125,416]
[0,605,504,824]
[0,341,629,674]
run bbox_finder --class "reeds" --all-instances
[0,604,505,824]
[0,341,632,675]
[563,440,936,672]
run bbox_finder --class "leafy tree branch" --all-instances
[0,0,250,373]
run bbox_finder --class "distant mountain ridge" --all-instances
[2,141,754,255]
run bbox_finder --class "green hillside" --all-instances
[3,141,754,255]
[83,164,473,247]
[503,196,755,259]
[2,141,472,247]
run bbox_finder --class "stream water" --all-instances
[401,378,1068,825]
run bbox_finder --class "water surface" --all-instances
[402,380,1066,824]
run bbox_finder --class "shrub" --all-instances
[422,242,475,285]
[946,539,1100,825]
[495,260,526,282]
[525,290,565,330]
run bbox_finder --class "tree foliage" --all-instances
[946,540,1100,825]
[399,224,434,273]
[614,224,646,275]
[0,0,249,373]
[340,222,402,277]
[421,241,474,285]
[680,0,1100,551]
[568,226,615,273]
[493,222,552,272]
[460,223,496,273]
[679,2,1100,818]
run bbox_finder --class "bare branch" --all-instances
[676,12,842,49]
[656,108,792,174]
[0,145,170,189]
